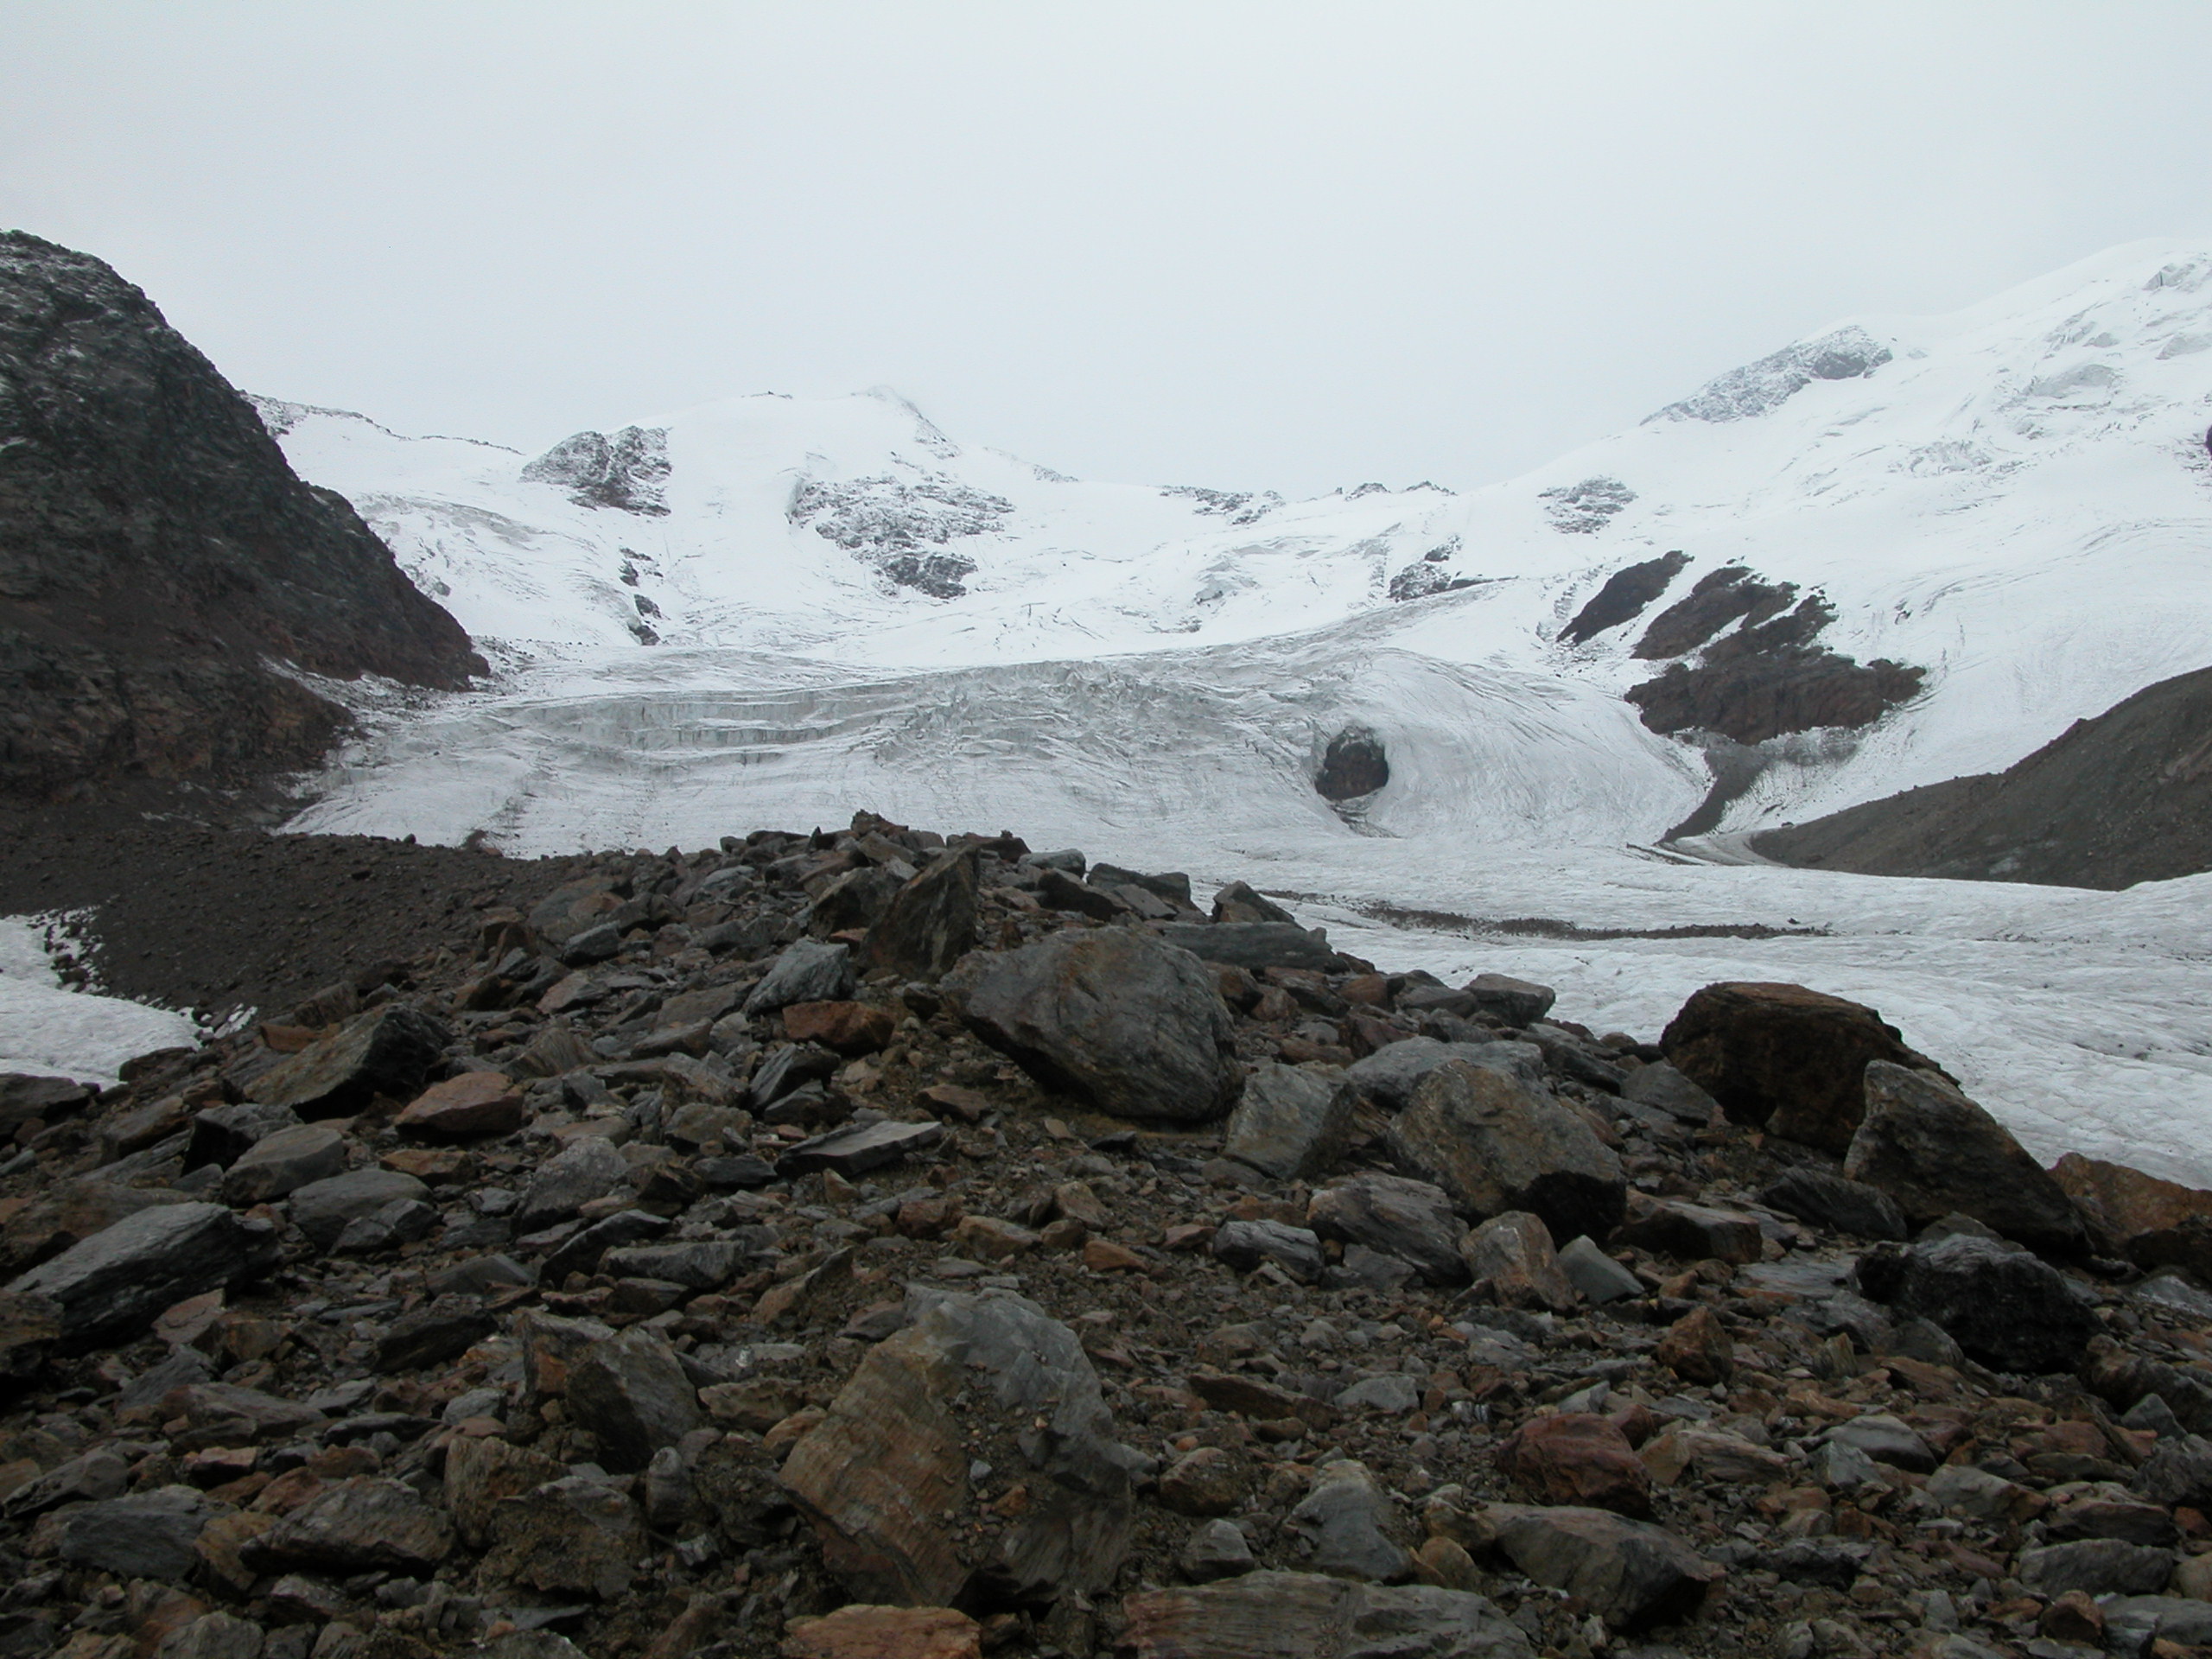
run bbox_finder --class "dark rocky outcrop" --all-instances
[1314,727,1389,800]
[1559,550,1689,645]
[0,232,480,798]
[1754,660,2212,888]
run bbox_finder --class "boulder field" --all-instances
[3,812,2212,1659]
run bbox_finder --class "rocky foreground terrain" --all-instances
[6,817,2212,1659]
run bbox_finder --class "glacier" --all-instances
[255,239,2212,1182]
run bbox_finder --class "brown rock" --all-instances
[1386,1062,1625,1244]
[1611,1197,1765,1265]
[1659,981,1940,1154]
[1188,1370,1333,1430]
[1157,1446,1244,1516]
[700,1379,799,1432]
[442,1435,563,1548]
[1083,1237,1147,1273]
[2054,1154,2212,1275]
[396,1071,524,1139]
[954,1215,1038,1261]
[1120,1570,1529,1658]
[1459,1211,1576,1312]
[1497,1414,1654,1518]
[2041,1588,2104,1645]
[1489,1504,1723,1631]
[252,1475,453,1573]
[479,1474,645,1599]
[784,1001,898,1056]
[1655,1306,1734,1384]
[782,1605,981,1659]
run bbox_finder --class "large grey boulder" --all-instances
[1284,1459,1410,1582]
[58,1488,208,1580]
[1758,1167,1907,1241]
[944,927,1240,1122]
[1223,1062,1357,1180]
[1344,1037,1544,1114]
[1211,1218,1325,1284]
[245,1005,451,1120]
[1490,1504,1724,1631]
[1843,1060,2085,1253]
[288,1169,430,1249]
[1306,1173,1468,1286]
[1387,1060,1626,1243]
[1120,1570,1532,1659]
[220,1122,348,1205]
[782,1288,1143,1607]
[1853,1233,2098,1374]
[6,1202,276,1347]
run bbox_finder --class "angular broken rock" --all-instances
[944,927,1241,1122]
[1655,1306,1734,1384]
[1659,981,1935,1154]
[185,1100,302,1170]
[1459,1211,1576,1312]
[1344,1036,1542,1115]
[1490,1504,1723,1631]
[865,845,980,981]
[58,1487,208,1580]
[1758,1167,1907,1241]
[781,1289,1141,1606]
[1618,1061,1717,1125]
[1854,1233,2098,1374]
[245,1004,451,1120]
[776,1117,944,1179]
[1222,1061,1356,1181]
[1306,1173,1468,1287]
[219,1122,347,1205]
[480,1473,645,1600]
[1612,1197,1764,1265]
[1284,1459,1411,1582]
[744,939,855,1017]
[397,1070,525,1139]
[443,1434,565,1548]
[1119,1570,1532,1659]
[1497,1414,1654,1518]
[373,1294,495,1372]
[564,1325,703,1472]
[514,1135,631,1232]
[1843,1061,2085,1253]
[1154,921,1338,973]
[1211,1218,1325,1284]
[1387,1060,1625,1243]
[254,1475,454,1573]
[1461,973,1555,1027]
[287,1168,430,1249]
[1180,1518,1256,1583]
[2053,1152,2212,1280]
[6,1202,276,1347]
[1556,1236,1642,1305]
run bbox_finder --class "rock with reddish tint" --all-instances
[252,1475,454,1573]
[1459,1211,1576,1311]
[1611,1197,1765,1265]
[1844,1061,2085,1253]
[944,927,1241,1123]
[781,1605,982,1659]
[397,1071,525,1139]
[2054,1153,2212,1279]
[1307,1173,1468,1287]
[1659,981,1943,1153]
[0,1179,194,1277]
[1497,1414,1655,1518]
[479,1474,646,1600]
[1157,1446,1244,1516]
[245,1004,451,1120]
[866,847,981,981]
[442,1435,564,1548]
[1387,1060,1625,1244]
[1119,1570,1531,1659]
[783,1000,898,1055]
[1222,1061,1357,1181]
[780,1290,1140,1606]
[1490,1504,1723,1631]
[1654,1306,1734,1384]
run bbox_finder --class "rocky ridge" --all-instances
[3,815,2212,1659]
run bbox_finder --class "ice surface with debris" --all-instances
[263,239,2212,1183]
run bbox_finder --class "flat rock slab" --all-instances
[1222,1061,1355,1181]
[1490,1503,1723,1631]
[6,1202,276,1347]
[782,1605,982,1659]
[777,1118,944,1179]
[1307,1173,1468,1287]
[397,1071,525,1138]
[1153,922,1340,972]
[246,1005,451,1120]
[1120,1569,1532,1658]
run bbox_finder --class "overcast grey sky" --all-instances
[5,3,2209,495]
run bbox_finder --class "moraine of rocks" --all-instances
[3,810,2212,1658]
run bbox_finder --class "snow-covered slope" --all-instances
[262,241,2212,1182]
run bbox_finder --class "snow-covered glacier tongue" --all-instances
[268,240,2212,1183]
